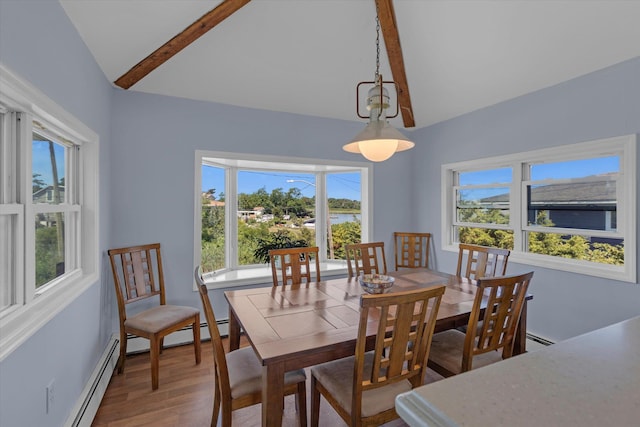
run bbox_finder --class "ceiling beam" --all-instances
[376,0,415,128]
[114,0,251,90]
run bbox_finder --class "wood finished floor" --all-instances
[92,337,445,427]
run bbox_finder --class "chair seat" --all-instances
[311,352,412,418]
[429,329,504,375]
[125,305,199,334]
[227,347,307,399]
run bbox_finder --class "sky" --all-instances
[202,166,362,201]
[32,139,65,186]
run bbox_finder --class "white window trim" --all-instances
[0,63,99,361]
[194,150,372,288]
[441,135,636,283]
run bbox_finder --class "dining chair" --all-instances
[427,271,534,377]
[195,266,308,427]
[345,242,388,279]
[456,243,510,280]
[108,243,201,390]
[269,246,320,286]
[393,232,432,270]
[310,286,445,427]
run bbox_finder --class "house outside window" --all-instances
[442,135,636,282]
[195,151,371,288]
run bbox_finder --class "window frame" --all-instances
[194,150,372,288]
[0,63,99,361]
[442,135,636,283]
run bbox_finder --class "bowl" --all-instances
[359,274,395,294]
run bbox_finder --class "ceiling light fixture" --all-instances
[343,2,414,162]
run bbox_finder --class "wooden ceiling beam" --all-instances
[114,0,251,89]
[376,0,415,128]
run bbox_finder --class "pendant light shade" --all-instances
[343,120,414,162]
[342,4,414,162]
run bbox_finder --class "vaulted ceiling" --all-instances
[60,0,640,130]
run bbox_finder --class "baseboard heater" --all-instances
[65,335,119,427]
[125,319,230,354]
[526,332,554,346]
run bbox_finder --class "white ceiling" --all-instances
[60,0,640,129]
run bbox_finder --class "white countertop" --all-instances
[396,315,640,427]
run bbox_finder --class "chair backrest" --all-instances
[394,232,431,270]
[354,286,445,401]
[462,271,534,371]
[195,266,233,399]
[269,246,321,286]
[108,243,166,321]
[345,242,388,279]
[456,243,510,280]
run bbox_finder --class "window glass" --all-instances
[32,132,66,204]
[198,154,369,280]
[201,165,225,272]
[35,213,65,287]
[326,172,361,260]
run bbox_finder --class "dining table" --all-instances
[225,267,533,427]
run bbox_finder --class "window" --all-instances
[0,64,99,360]
[195,151,371,287]
[442,135,636,282]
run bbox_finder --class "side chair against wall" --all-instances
[393,232,432,270]
[269,246,321,286]
[427,271,534,377]
[310,286,446,427]
[195,267,308,427]
[345,242,388,279]
[108,243,201,390]
[456,243,511,280]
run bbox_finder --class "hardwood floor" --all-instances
[92,337,442,427]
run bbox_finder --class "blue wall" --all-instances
[411,57,640,341]
[0,1,112,426]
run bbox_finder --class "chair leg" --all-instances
[117,328,127,374]
[193,315,202,365]
[150,335,160,390]
[221,403,232,427]
[310,375,320,427]
[211,375,221,427]
[296,381,307,427]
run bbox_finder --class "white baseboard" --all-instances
[64,321,228,426]
[126,320,229,354]
[65,335,119,427]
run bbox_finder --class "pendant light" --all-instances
[342,2,414,162]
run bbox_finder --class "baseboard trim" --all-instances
[126,319,229,354]
[65,335,119,427]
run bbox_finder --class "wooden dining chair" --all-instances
[427,271,534,377]
[394,232,432,270]
[269,246,320,286]
[108,243,201,390]
[456,243,510,280]
[345,242,388,279]
[195,266,308,427]
[310,286,445,427]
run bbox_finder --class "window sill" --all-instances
[0,271,98,362]
[442,244,635,283]
[201,261,349,289]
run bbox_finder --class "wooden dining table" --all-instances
[225,268,533,427]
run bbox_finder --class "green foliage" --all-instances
[331,221,361,259]
[35,225,63,287]
[253,229,310,263]
[459,209,624,265]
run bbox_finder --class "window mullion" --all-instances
[315,172,327,261]
[227,167,238,269]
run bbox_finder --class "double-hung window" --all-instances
[0,64,99,359]
[195,151,371,287]
[442,135,636,282]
